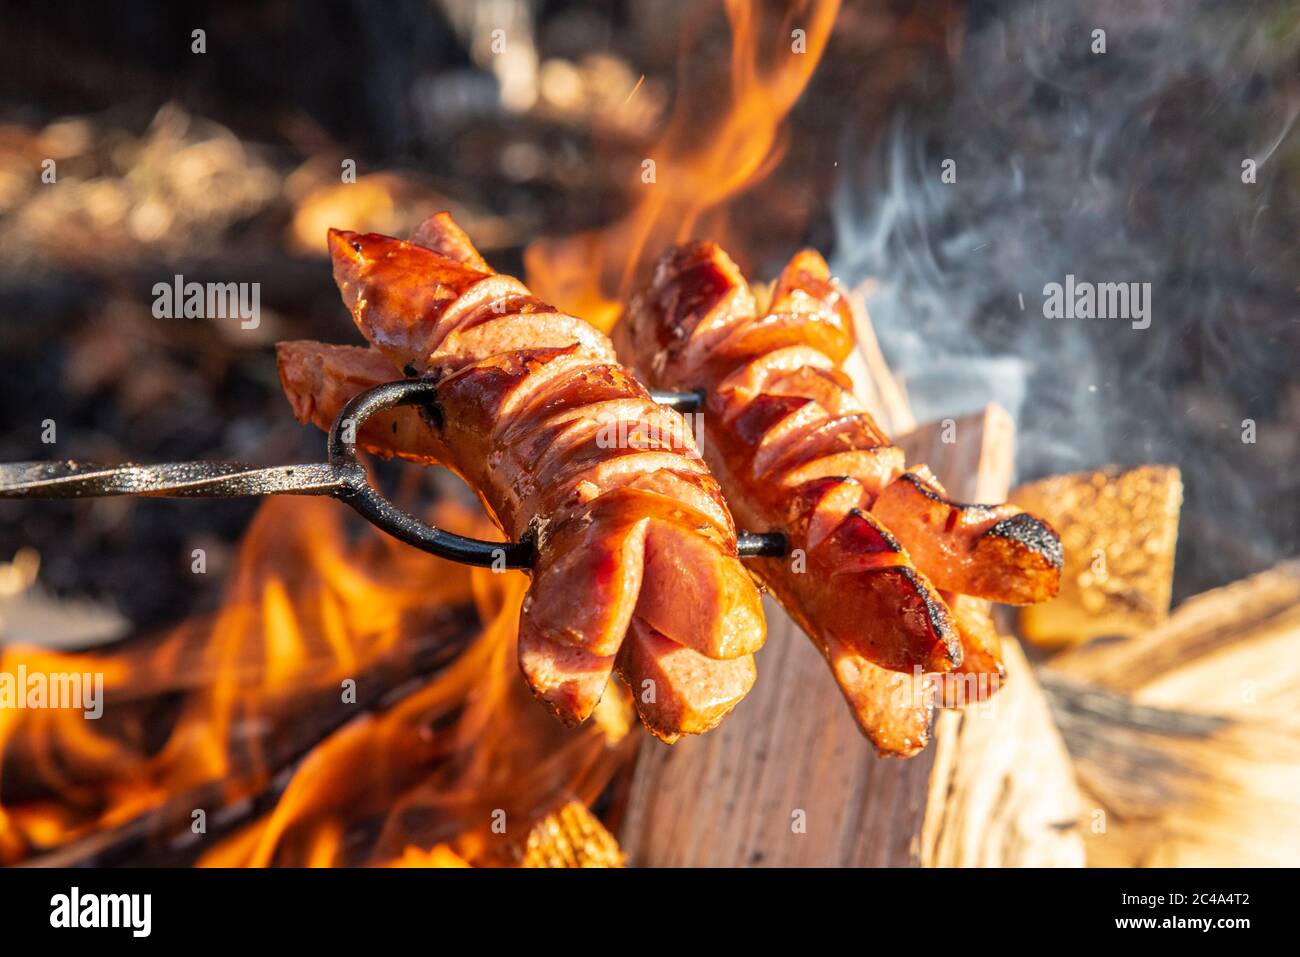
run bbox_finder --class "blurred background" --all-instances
[1,0,1297,634]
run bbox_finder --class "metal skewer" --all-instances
[0,379,787,568]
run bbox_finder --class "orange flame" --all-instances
[0,494,630,866]
[197,543,633,868]
[525,0,841,330]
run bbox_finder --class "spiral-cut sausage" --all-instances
[616,242,1061,754]
[277,215,765,740]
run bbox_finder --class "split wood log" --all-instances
[1048,558,1300,724]
[1042,559,1300,866]
[617,401,1084,866]
[902,411,1083,868]
[840,286,916,436]
[1011,466,1183,647]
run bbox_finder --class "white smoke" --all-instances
[828,0,1300,594]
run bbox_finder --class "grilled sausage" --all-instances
[615,242,1060,753]
[277,215,764,740]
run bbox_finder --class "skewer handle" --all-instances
[0,380,784,568]
[0,461,342,498]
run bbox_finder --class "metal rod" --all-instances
[0,380,786,568]
[0,461,343,499]
[736,531,788,558]
[648,389,704,413]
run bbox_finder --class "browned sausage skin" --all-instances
[616,242,1060,754]
[277,215,765,740]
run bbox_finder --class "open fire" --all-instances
[0,494,634,866]
[1,0,1296,876]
